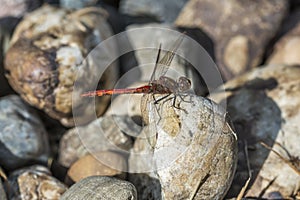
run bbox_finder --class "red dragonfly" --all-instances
[81,34,191,107]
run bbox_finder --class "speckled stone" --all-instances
[61,176,137,200]
[5,5,118,127]
[7,165,67,200]
[141,93,237,199]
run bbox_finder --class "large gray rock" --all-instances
[210,64,300,198]
[140,93,237,199]
[0,95,49,170]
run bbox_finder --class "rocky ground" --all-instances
[0,0,299,199]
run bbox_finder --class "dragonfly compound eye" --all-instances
[178,77,191,92]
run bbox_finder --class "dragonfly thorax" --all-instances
[153,76,191,94]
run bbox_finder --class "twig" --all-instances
[260,141,300,176]
[237,140,252,200]
[0,166,7,181]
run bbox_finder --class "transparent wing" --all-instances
[140,93,158,150]
[141,33,185,149]
[154,34,185,80]
[149,44,162,82]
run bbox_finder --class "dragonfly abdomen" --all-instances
[81,85,152,97]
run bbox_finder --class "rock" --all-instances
[59,115,134,167]
[267,17,300,65]
[0,0,41,18]
[0,179,7,200]
[175,0,288,80]
[141,93,237,199]
[210,64,300,198]
[5,5,118,126]
[128,173,161,200]
[7,165,67,200]
[60,176,137,200]
[128,130,162,199]
[119,0,188,23]
[0,95,49,170]
[60,0,98,9]
[67,151,127,182]
[128,128,156,173]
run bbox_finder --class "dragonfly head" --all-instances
[178,77,191,92]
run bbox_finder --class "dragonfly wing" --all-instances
[155,34,185,79]
[147,101,158,149]
[141,93,158,149]
[149,44,162,83]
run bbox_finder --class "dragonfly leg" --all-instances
[155,94,189,113]
[153,94,170,123]
[171,96,188,114]
[154,94,171,104]
[177,93,193,104]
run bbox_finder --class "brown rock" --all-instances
[224,35,249,75]
[5,5,118,126]
[67,151,127,182]
[267,20,300,65]
[7,165,67,200]
[175,0,288,80]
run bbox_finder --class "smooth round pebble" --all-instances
[0,95,49,170]
[119,0,187,23]
[67,151,127,182]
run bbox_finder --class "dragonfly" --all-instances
[81,34,191,109]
